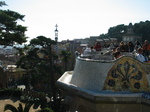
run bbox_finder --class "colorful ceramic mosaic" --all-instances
[103,57,150,92]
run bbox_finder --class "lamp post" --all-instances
[54,24,58,55]
[55,24,58,42]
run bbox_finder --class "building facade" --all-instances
[122,23,142,43]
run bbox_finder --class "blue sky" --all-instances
[2,0,150,43]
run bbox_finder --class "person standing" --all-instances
[142,40,149,58]
[128,41,134,52]
[134,41,142,51]
[147,41,150,59]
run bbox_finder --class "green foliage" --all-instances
[0,1,28,46]
[107,20,150,43]
[16,36,62,92]
[60,50,71,62]
[16,36,64,112]
[30,36,56,47]
[99,33,107,38]
[134,20,150,42]
[0,1,7,7]
[60,50,71,71]
[107,24,127,42]
[13,89,22,97]
[0,88,22,97]
[40,107,54,112]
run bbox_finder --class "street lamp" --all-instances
[55,24,58,42]
[54,24,58,55]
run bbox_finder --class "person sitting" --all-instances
[134,41,142,51]
[83,45,91,56]
[113,51,122,60]
[90,46,96,52]
[135,48,147,62]
[119,41,127,52]
[94,42,101,51]
[142,40,150,58]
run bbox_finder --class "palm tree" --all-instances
[60,50,71,71]
[4,103,33,112]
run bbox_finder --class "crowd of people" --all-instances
[113,40,150,62]
[77,40,150,62]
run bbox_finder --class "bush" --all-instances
[13,89,22,97]
[0,88,22,97]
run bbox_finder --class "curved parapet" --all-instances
[57,56,150,112]
[58,56,150,92]
[70,58,114,92]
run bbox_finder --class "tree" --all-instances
[107,24,126,42]
[4,103,32,112]
[29,36,63,111]
[134,20,150,42]
[0,1,7,7]
[14,44,30,57]
[60,50,71,71]
[16,36,63,111]
[0,1,28,46]
[16,47,41,90]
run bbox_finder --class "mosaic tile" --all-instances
[103,57,150,92]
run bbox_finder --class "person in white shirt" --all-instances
[83,45,91,56]
[136,48,147,62]
[90,46,96,52]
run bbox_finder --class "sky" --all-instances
[1,0,150,43]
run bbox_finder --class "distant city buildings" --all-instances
[54,36,117,57]
[0,23,144,89]
[55,23,142,55]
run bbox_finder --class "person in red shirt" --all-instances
[142,40,149,58]
[94,42,101,51]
